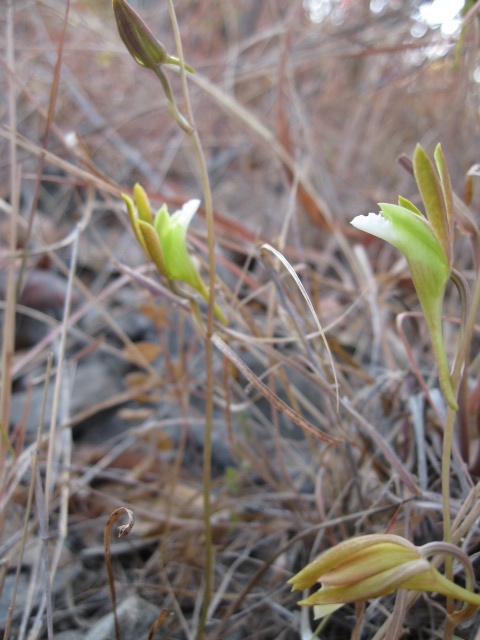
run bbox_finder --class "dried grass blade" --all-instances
[261,243,339,411]
[34,468,54,639]
[147,610,169,640]
[16,0,71,296]
[212,335,340,445]
[3,356,53,640]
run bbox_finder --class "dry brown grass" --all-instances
[1,1,480,638]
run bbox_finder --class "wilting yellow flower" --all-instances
[289,534,480,620]
[123,184,226,324]
[351,144,457,409]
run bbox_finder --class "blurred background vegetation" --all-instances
[2,1,480,638]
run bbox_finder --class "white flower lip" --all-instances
[350,212,397,245]
[173,199,201,228]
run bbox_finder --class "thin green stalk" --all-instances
[442,270,476,538]
[441,269,479,639]
[165,4,217,637]
[441,403,457,640]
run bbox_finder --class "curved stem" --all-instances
[153,65,193,133]
[419,542,475,592]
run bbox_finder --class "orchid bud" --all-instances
[113,0,168,69]
[112,0,194,132]
[112,0,194,72]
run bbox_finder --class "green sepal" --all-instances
[398,196,422,216]
[112,0,194,73]
[402,566,480,609]
[433,144,454,263]
[123,193,148,254]
[134,183,153,224]
[413,144,449,260]
[138,219,168,278]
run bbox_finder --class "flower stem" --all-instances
[165,3,217,638]
[441,268,478,639]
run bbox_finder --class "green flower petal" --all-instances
[154,204,170,239]
[321,544,419,586]
[378,203,448,272]
[123,191,227,324]
[313,603,344,620]
[160,199,202,286]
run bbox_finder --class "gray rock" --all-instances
[54,631,84,640]
[9,357,124,435]
[83,593,161,640]
[0,572,38,630]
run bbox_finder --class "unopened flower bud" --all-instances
[113,0,194,73]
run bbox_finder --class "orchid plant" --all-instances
[289,144,480,637]
[112,2,225,636]
[352,144,457,409]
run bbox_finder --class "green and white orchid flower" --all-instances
[123,184,226,324]
[351,144,457,409]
